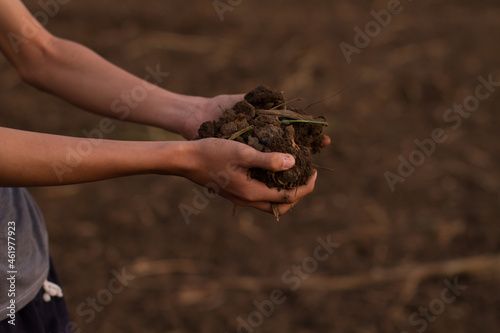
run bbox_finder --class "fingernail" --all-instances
[282,154,295,169]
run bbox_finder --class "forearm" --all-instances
[23,37,205,136]
[0,126,194,187]
[0,1,203,135]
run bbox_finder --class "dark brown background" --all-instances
[1,0,499,332]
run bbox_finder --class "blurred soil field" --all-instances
[1,0,500,332]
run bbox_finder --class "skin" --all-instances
[0,0,330,216]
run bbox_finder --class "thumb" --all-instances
[242,150,295,172]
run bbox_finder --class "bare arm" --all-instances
[0,0,323,216]
[0,126,315,214]
[0,0,238,139]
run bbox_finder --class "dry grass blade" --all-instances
[228,126,253,140]
[312,164,335,173]
[304,72,363,110]
[256,109,316,121]
[269,98,303,110]
[281,119,328,126]
[272,203,280,221]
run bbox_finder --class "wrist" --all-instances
[152,91,208,138]
[152,140,200,177]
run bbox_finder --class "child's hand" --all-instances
[181,138,317,216]
[181,94,245,140]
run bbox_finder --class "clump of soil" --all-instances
[197,86,327,190]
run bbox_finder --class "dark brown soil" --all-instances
[197,86,326,189]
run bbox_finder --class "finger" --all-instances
[232,93,246,100]
[238,148,295,172]
[260,202,295,215]
[322,135,331,148]
[267,202,296,215]
[281,170,318,201]
[228,169,317,204]
[229,197,296,215]
[222,94,246,109]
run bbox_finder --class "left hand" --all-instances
[181,94,245,140]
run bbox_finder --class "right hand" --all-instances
[183,138,318,216]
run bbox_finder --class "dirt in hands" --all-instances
[197,86,327,190]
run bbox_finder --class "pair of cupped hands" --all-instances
[177,94,331,216]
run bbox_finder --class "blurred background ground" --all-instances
[1,0,500,332]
